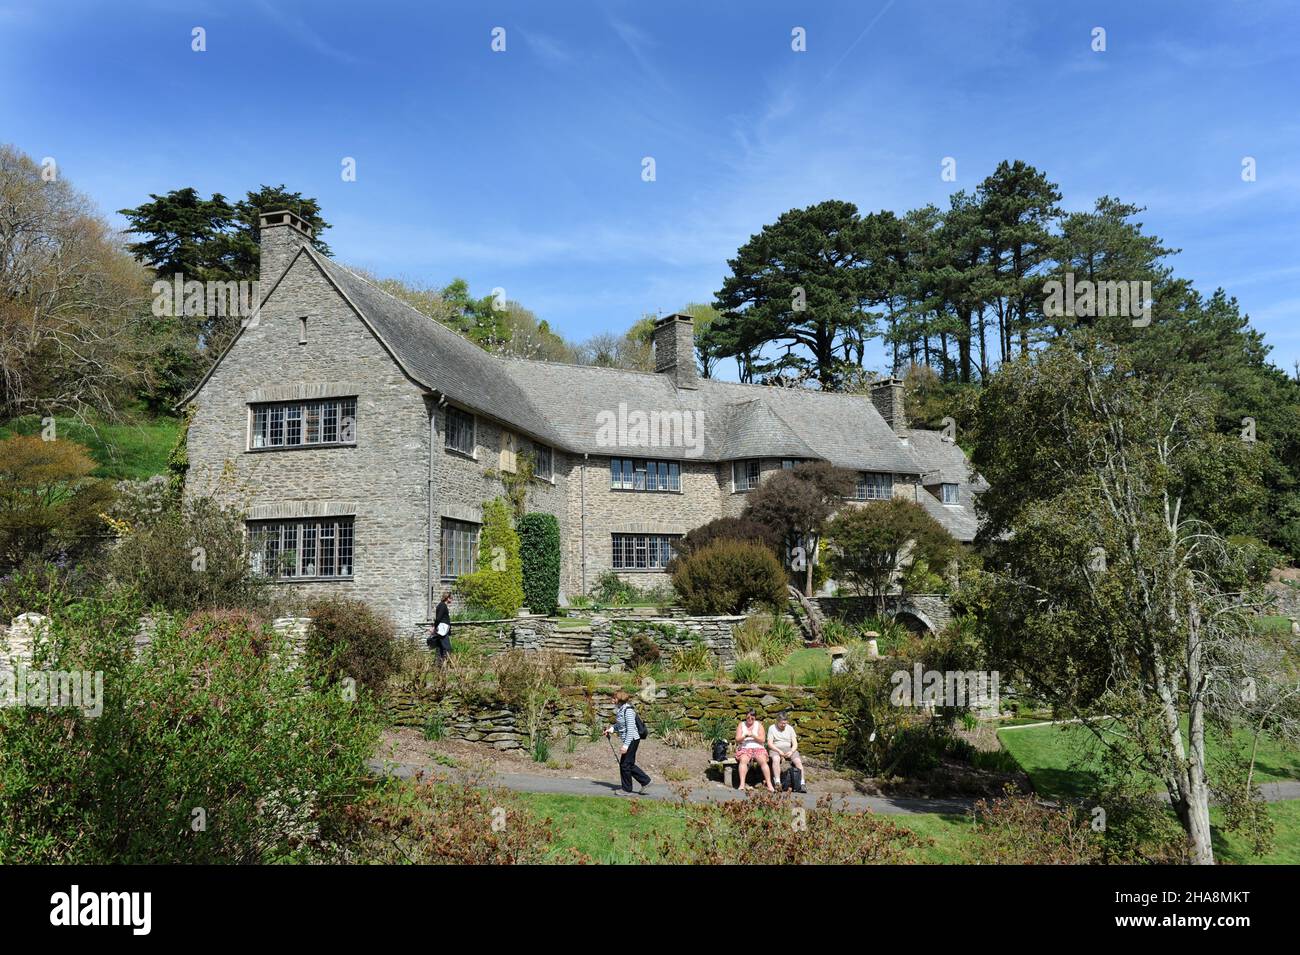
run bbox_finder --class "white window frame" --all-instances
[854,471,892,501]
[248,517,354,579]
[611,533,679,571]
[732,459,760,492]
[941,483,960,505]
[440,518,480,580]
[610,457,680,492]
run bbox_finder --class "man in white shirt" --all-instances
[767,711,806,790]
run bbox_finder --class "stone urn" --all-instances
[865,631,881,658]
[828,646,847,674]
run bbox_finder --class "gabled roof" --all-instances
[903,429,981,487]
[186,246,936,473]
[902,428,985,542]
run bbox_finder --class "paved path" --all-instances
[367,758,983,815]
[366,758,1300,814]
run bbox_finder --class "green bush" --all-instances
[732,651,763,683]
[669,516,782,566]
[105,495,269,614]
[0,589,379,863]
[593,570,640,605]
[518,512,561,615]
[456,498,524,617]
[670,640,716,672]
[305,596,401,698]
[629,632,661,669]
[671,540,787,615]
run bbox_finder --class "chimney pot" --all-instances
[258,208,313,289]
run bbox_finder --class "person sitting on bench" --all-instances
[735,709,775,792]
[767,711,806,791]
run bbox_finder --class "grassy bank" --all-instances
[1,412,179,481]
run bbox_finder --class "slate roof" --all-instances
[233,249,976,488]
[903,428,986,541]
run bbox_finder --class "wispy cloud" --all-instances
[255,0,363,66]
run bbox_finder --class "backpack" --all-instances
[634,709,649,739]
[711,740,728,762]
[781,765,804,793]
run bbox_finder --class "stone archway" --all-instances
[892,609,935,634]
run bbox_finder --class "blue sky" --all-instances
[3,0,1299,376]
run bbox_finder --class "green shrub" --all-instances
[518,512,561,615]
[0,590,379,863]
[671,540,787,615]
[423,710,447,742]
[732,614,770,656]
[593,570,640,605]
[305,596,401,698]
[105,495,269,614]
[696,713,731,743]
[669,516,782,565]
[669,640,716,672]
[731,651,763,683]
[629,633,661,669]
[456,498,524,617]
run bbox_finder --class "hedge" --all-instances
[518,512,561,615]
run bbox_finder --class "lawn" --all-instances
[1,413,180,481]
[514,789,975,863]
[1255,614,1294,635]
[515,786,1300,864]
[997,719,1300,799]
[997,719,1300,863]
[759,647,831,685]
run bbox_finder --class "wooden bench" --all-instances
[710,757,806,790]
[708,758,774,789]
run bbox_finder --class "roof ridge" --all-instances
[315,251,509,363]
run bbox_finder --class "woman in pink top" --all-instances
[734,709,775,792]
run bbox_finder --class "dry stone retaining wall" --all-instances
[388,681,845,756]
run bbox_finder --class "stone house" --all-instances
[181,211,983,634]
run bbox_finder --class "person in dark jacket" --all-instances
[604,690,651,796]
[429,592,453,664]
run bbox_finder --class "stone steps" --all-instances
[540,631,598,666]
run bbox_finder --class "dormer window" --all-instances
[941,483,960,505]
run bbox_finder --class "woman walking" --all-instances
[428,592,453,664]
[604,690,651,796]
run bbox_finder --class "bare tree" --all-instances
[0,144,151,420]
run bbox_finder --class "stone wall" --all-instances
[814,594,954,633]
[388,681,845,756]
[592,615,741,670]
[185,252,433,636]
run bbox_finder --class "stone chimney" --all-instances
[870,376,907,432]
[653,313,698,389]
[258,209,313,286]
